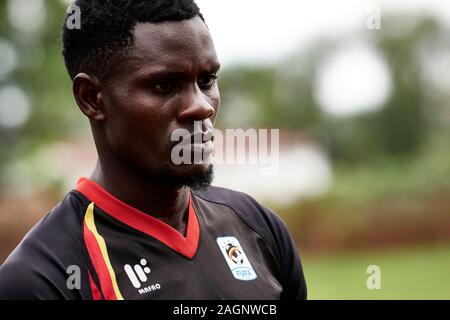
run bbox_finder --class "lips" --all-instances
[190,131,214,144]
[169,121,215,161]
[198,139,214,155]
[191,121,214,143]
[190,137,214,154]
[189,128,215,161]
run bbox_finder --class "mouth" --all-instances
[189,135,214,157]
[190,122,214,163]
[191,139,214,155]
[191,124,214,143]
[170,121,215,164]
[169,135,215,167]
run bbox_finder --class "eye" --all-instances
[198,73,218,90]
[151,79,176,95]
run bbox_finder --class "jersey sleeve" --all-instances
[0,194,92,300]
[0,242,75,300]
[259,205,307,300]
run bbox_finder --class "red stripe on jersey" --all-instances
[88,271,103,300]
[83,219,119,300]
[76,178,200,259]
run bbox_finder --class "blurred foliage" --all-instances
[0,3,449,201]
[0,0,86,187]
[219,15,449,166]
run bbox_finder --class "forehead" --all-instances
[119,17,219,76]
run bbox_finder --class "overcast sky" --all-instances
[197,0,450,66]
[195,0,450,118]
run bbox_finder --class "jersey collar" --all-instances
[76,177,200,259]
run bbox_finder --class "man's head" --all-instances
[62,0,220,190]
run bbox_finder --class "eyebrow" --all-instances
[134,62,221,81]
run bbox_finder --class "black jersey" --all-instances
[0,178,307,300]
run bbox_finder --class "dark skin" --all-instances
[72,17,221,236]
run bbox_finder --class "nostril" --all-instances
[177,88,216,123]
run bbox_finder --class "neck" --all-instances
[89,161,190,236]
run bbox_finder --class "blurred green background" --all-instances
[0,0,449,299]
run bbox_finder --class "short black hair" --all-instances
[62,0,204,80]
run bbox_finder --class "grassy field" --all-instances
[302,244,450,300]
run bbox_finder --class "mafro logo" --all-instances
[124,258,151,289]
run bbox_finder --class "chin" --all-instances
[147,163,214,190]
[172,164,214,190]
[186,163,213,174]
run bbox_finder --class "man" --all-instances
[0,0,307,300]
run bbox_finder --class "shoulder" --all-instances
[0,191,91,300]
[193,185,291,244]
[193,185,283,228]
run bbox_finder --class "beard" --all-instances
[141,163,214,191]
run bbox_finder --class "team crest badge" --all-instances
[216,236,257,281]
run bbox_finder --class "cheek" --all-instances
[105,95,173,158]
[209,87,221,120]
[109,90,165,132]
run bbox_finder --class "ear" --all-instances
[72,73,106,122]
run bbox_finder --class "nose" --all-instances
[177,86,215,123]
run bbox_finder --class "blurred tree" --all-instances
[0,0,86,190]
[0,1,447,192]
[374,16,439,155]
[218,15,445,165]
[217,47,326,129]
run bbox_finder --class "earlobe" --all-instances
[73,73,106,122]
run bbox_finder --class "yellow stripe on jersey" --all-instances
[84,202,124,300]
